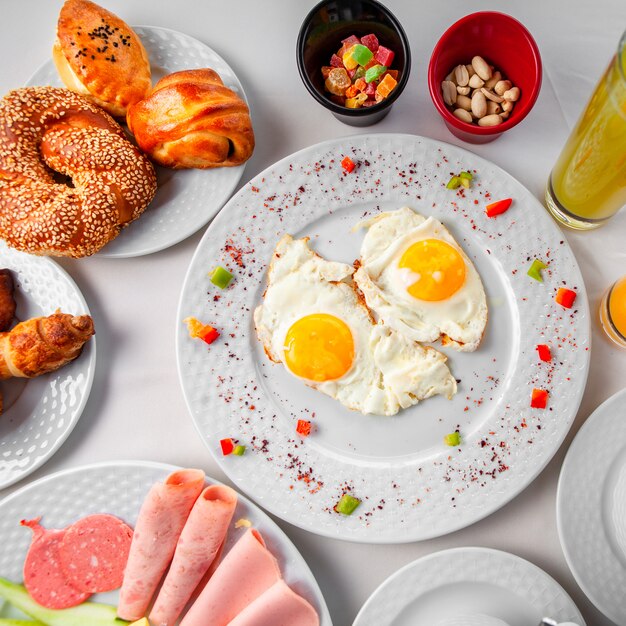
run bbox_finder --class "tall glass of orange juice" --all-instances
[600,276,626,348]
[545,30,626,229]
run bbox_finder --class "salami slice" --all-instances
[21,518,91,609]
[59,514,133,593]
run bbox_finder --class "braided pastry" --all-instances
[0,311,94,379]
[0,87,157,258]
[127,68,255,169]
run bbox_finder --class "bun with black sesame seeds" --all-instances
[0,86,157,258]
[53,0,151,118]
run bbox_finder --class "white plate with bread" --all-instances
[24,9,252,258]
[0,242,96,489]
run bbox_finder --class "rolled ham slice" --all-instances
[117,468,205,621]
[180,528,281,626]
[149,484,238,626]
[228,579,319,626]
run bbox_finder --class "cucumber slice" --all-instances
[0,579,128,626]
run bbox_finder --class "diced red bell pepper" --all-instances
[485,198,513,217]
[341,156,356,173]
[555,287,577,309]
[536,344,552,362]
[296,419,312,437]
[360,33,379,52]
[374,45,394,66]
[199,325,220,345]
[220,438,234,455]
[330,53,344,68]
[530,388,548,409]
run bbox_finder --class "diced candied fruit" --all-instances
[321,66,332,79]
[330,53,344,68]
[376,73,397,98]
[345,84,359,98]
[354,77,367,92]
[354,66,366,81]
[365,82,376,97]
[341,34,361,48]
[383,69,399,81]
[350,43,373,66]
[342,45,359,70]
[361,99,377,107]
[360,33,379,52]
[365,64,386,83]
[325,68,351,96]
[375,45,394,66]
[363,57,378,70]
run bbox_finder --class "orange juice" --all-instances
[600,277,626,347]
[546,32,626,229]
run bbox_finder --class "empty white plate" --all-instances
[557,388,626,624]
[353,547,584,626]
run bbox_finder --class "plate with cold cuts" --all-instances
[176,133,590,542]
[26,25,250,258]
[0,461,331,625]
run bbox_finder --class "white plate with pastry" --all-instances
[557,388,626,625]
[26,22,251,258]
[353,548,584,626]
[0,242,95,490]
[0,461,332,626]
[176,133,590,542]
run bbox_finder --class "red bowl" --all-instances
[428,12,542,144]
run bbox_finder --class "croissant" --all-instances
[0,269,16,332]
[0,312,94,379]
[127,68,255,169]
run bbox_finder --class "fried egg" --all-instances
[254,235,457,416]
[353,207,488,351]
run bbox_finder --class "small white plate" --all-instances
[0,460,332,625]
[176,133,590,543]
[353,547,585,626]
[0,242,95,490]
[557,388,626,624]
[26,25,249,258]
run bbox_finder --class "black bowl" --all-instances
[297,0,411,126]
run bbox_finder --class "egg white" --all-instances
[254,234,457,416]
[353,207,488,352]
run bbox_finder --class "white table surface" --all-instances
[1,1,625,625]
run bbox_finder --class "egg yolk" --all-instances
[399,239,466,301]
[284,313,354,382]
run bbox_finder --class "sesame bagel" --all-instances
[0,86,156,258]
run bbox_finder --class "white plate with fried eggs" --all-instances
[176,134,590,542]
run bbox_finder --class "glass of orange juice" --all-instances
[600,276,626,348]
[545,30,626,229]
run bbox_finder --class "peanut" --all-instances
[503,87,520,102]
[468,74,485,89]
[441,81,457,106]
[481,88,504,103]
[456,95,472,111]
[454,64,469,87]
[478,114,503,127]
[457,86,471,95]
[471,56,492,81]
[501,99,514,112]
[494,80,512,96]
[453,108,473,123]
[471,90,487,118]
[486,100,502,115]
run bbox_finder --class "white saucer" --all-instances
[557,388,626,624]
[353,547,584,626]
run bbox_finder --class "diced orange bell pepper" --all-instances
[531,388,548,409]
